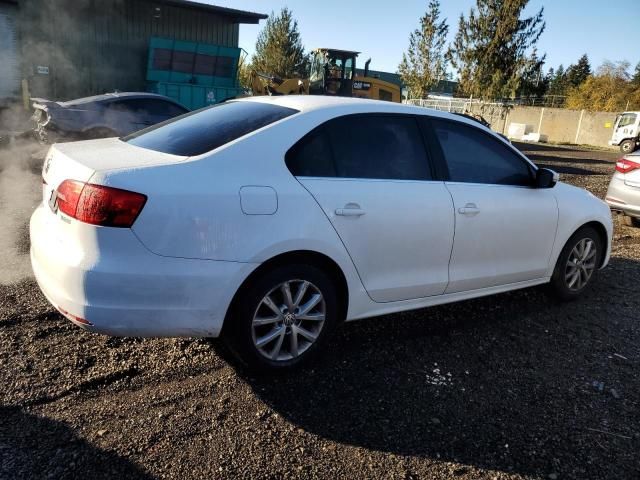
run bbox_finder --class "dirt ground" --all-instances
[0,140,639,480]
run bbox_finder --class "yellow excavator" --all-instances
[250,48,401,103]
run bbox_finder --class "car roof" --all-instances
[236,95,483,126]
[60,92,179,106]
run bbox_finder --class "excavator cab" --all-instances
[309,48,358,97]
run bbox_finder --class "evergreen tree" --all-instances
[398,1,449,99]
[447,0,545,100]
[251,8,307,79]
[631,62,640,86]
[566,54,591,87]
[547,64,568,96]
[545,67,555,83]
[518,50,547,98]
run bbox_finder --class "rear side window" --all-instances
[431,119,533,186]
[286,114,431,181]
[124,102,298,156]
[328,115,431,180]
[109,99,187,117]
[285,129,336,177]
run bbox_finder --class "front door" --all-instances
[428,118,558,293]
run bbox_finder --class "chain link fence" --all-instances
[404,97,510,132]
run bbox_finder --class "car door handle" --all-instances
[458,203,480,216]
[335,206,366,217]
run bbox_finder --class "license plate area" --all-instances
[47,187,58,213]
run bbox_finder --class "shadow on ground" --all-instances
[0,406,154,480]
[513,141,618,176]
[235,257,640,479]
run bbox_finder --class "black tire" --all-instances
[622,215,640,228]
[224,264,339,372]
[549,226,602,301]
[620,139,637,154]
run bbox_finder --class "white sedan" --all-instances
[31,96,612,371]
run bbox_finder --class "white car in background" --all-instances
[30,96,613,371]
[606,152,640,227]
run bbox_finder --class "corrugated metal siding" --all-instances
[0,4,20,104]
[18,0,242,100]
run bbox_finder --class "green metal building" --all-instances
[0,0,265,103]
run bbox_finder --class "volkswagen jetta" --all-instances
[30,96,612,370]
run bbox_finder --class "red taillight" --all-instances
[615,158,640,174]
[56,179,84,217]
[55,180,146,228]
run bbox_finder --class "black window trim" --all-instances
[285,112,439,182]
[420,115,538,187]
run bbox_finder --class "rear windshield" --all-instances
[123,101,298,156]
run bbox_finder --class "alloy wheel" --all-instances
[251,279,326,361]
[564,238,597,291]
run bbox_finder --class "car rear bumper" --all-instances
[606,175,640,218]
[30,204,256,337]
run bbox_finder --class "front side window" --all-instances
[286,114,432,181]
[125,101,298,156]
[618,113,637,129]
[310,52,324,83]
[344,57,353,80]
[431,119,533,186]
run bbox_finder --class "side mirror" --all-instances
[535,168,559,189]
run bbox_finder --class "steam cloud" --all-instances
[0,106,45,285]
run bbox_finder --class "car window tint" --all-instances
[109,99,184,117]
[285,128,336,177]
[162,102,189,117]
[432,119,533,186]
[136,99,187,117]
[324,115,431,180]
[124,101,298,156]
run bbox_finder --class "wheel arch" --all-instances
[221,250,349,336]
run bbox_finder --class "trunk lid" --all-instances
[41,138,187,205]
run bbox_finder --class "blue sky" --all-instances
[207,0,639,76]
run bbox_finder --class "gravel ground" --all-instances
[1,140,639,480]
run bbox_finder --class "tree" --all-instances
[447,0,546,100]
[518,50,547,98]
[631,62,640,86]
[566,54,591,87]
[237,58,253,91]
[251,8,307,79]
[547,64,568,96]
[566,60,639,111]
[398,1,449,99]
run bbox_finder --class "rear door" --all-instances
[426,118,558,293]
[289,114,455,303]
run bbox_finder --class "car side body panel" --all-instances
[546,182,613,274]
